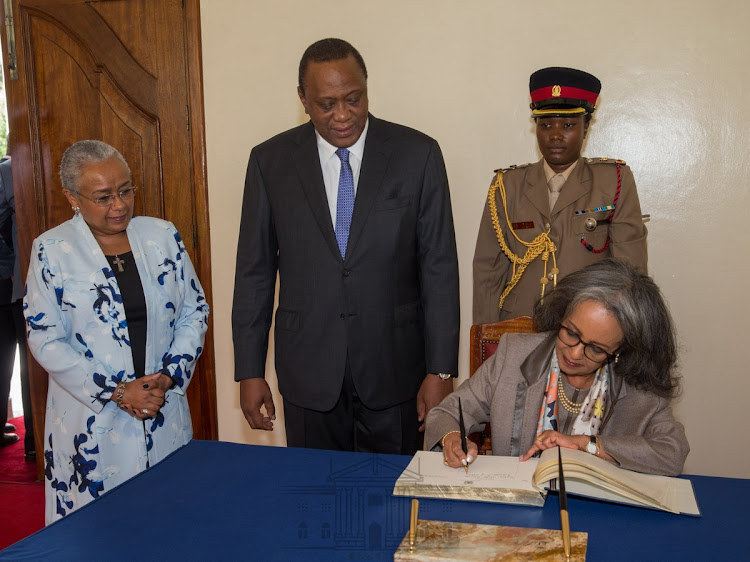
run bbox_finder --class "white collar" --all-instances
[315,118,369,163]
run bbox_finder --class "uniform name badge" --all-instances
[511,221,535,230]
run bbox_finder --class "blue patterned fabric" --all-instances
[23,214,209,524]
[334,148,355,258]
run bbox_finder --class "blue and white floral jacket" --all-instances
[24,214,209,523]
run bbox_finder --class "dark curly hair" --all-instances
[533,259,680,399]
[298,38,367,95]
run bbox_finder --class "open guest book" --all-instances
[393,448,700,515]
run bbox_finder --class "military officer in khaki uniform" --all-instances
[473,67,648,323]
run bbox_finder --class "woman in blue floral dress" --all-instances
[24,140,209,523]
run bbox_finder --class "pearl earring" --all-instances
[73,206,80,216]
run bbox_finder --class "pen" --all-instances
[409,498,419,552]
[459,397,468,474]
[558,446,571,561]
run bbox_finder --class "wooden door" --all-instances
[0,0,217,477]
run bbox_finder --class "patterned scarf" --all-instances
[535,351,611,437]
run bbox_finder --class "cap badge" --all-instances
[551,85,562,97]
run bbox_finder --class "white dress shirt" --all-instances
[315,119,369,226]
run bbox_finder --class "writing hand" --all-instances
[442,431,478,468]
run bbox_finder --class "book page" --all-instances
[560,477,699,515]
[534,448,700,515]
[393,451,545,506]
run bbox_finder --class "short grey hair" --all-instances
[533,258,679,399]
[60,140,130,193]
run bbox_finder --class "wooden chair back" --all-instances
[468,316,537,454]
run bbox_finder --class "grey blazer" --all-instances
[425,332,689,476]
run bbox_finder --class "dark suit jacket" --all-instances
[233,115,460,411]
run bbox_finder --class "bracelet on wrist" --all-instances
[114,382,126,408]
[160,371,177,390]
[441,430,461,450]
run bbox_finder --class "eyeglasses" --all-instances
[557,325,619,363]
[77,186,138,207]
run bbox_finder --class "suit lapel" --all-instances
[290,122,341,260]
[514,334,556,455]
[344,116,390,261]
[520,333,556,387]
[551,157,590,217]
[523,160,552,221]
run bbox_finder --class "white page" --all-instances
[393,451,546,506]
[537,448,701,515]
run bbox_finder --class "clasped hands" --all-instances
[117,373,172,420]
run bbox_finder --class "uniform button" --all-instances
[340,313,345,320]
[547,272,554,280]
[544,222,551,230]
[343,269,350,277]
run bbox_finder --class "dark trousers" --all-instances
[283,359,422,455]
[0,297,34,453]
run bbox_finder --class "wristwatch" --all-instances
[586,435,600,456]
[435,373,452,380]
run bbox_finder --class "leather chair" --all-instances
[468,316,536,454]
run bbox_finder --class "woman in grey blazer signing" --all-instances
[426,258,688,476]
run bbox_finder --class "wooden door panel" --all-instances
[42,3,159,113]
[29,10,162,225]
[98,92,161,218]
[1,0,217,478]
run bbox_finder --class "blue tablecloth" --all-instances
[2,440,746,560]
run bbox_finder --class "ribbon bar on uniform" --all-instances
[574,204,615,216]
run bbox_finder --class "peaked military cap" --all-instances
[529,67,601,117]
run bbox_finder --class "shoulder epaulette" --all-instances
[585,157,627,165]
[493,162,533,174]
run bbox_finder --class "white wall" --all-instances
[201,0,750,477]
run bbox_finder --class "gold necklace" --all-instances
[557,377,583,414]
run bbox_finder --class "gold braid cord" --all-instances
[488,172,558,313]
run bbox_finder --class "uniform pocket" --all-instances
[572,209,611,234]
[572,210,611,246]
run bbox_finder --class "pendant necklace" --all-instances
[110,255,125,272]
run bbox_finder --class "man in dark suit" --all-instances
[0,156,34,458]
[232,38,459,454]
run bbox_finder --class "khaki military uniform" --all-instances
[473,157,647,323]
